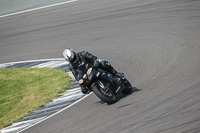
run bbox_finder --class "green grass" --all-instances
[0,68,71,129]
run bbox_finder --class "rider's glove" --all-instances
[94,60,100,67]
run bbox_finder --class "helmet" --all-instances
[63,48,76,62]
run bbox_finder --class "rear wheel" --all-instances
[92,82,116,104]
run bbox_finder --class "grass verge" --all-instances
[0,68,71,129]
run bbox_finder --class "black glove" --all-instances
[94,60,100,67]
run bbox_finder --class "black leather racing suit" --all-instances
[69,51,97,81]
[69,51,122,94]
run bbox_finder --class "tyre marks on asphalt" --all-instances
[0,59,84,133]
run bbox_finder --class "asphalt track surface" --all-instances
[0,0,77,17]
[0,0,200,133]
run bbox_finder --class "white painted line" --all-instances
[48,61,69,68]
[17,93,92,133]
[0,0,79,19]
[63,90,81,96]
[12,117,45,127]
[31,61,60,68]
[30,60,69,68]
[53,93,83,102]
[0,58,65,66]
[67,87,80,92]
[1,125,29,133]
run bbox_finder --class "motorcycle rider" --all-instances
[63,48,123,94]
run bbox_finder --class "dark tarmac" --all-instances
[0,0,200,132]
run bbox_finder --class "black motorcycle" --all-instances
[78,63,132,104]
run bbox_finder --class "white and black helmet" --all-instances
[63,48,76,62]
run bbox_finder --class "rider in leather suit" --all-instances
[63,48,123,94]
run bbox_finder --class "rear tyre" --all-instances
[92,83,116,104]
[121,79,132,94]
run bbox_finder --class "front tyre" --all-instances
[92,84,116,104]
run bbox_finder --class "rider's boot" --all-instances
[112,68,124,79]
[109,66,127,84]
[106,64,124,79]
[100,60,124,79]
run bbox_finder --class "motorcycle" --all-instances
[78,63,132,104]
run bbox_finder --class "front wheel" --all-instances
[92,83,116,104]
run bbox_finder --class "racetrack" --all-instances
[1,0,200,132]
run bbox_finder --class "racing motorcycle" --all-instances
[78,63,132,104]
